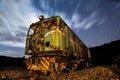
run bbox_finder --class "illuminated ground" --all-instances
[0,66,119,80]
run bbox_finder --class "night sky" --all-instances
[0,0,120,57]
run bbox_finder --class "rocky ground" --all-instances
[0,66,119,80]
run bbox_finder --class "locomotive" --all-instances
[25,15,91,73]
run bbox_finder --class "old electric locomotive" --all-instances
[25,15,91,73]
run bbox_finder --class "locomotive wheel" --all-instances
[65,61,78,72]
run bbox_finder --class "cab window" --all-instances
[28,23,36,35]
[29,29,34,35]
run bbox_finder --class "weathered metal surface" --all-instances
[25,15,92,72]
[26,57,50,72]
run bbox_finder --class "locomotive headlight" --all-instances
[45,41,50,47]
[39,15,44,21]
[27,50,32,54]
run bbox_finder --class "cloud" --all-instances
[55,10,102,31]
[0,41,25,48]
[84,11,99,29]
[0,50,23,57]
[113,2,120,9]
[0,0,39,48]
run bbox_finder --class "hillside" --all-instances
[90,40,120,65]
[0,56,25,68]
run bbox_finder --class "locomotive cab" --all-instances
[25,16,59,55]
[25,24,36,55]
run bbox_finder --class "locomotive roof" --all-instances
[31,16,88,48]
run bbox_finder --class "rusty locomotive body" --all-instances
[25,15,91,73]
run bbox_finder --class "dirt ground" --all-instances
[0,66,119,80]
